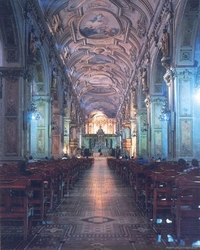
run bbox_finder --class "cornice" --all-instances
[0,67,24,79]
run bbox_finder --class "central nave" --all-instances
[1,158,199,250]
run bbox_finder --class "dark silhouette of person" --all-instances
[17,160,32,175]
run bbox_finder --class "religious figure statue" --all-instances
[29,32,36,56]
[97,126,104,143]
[161,28,169,58]
[52,74,57,89]
[141,68,148,91]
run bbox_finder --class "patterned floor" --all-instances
[1,157,200,250]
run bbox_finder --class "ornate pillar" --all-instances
[161,25,175,159]
[51,69,62,159]
[130,87,138,157]
[63,116,71,156]
[0,68,24,161]
[130,118,137,158]
[144,96,152,158]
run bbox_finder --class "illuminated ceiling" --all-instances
[38,0,161,118]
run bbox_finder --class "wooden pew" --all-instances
[171,171,200,241]
[28,171,47,222]
[42,164,64,209]
[151,169,181,223]
[0,174,34,240]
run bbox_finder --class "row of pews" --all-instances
[0,158,93,240]
[107,158,200,241]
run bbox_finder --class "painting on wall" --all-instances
[154,131,162,157]
[153,102,162,129]
[80,11,120,39]
[37,103,45,127]
[179,79,192,116]
[180,119,193,155]
[37,129,45,154]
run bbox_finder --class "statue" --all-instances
[29,32,36,56]
[141,68,148,91]
[161,29,169,58]
[97,126,104,143]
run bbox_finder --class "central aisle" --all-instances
[25,158,167,250]
[57,157,164,250]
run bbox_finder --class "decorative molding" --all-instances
[5,117,18,155]
[163,68,175,86]
[0,67,24,81]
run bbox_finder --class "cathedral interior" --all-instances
[1,0,200,249]
[1,0,200,162]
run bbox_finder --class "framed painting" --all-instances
[80,10,120,39]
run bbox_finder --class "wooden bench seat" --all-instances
[0,175,34,240]
[27,171,47,222]
[172,173,200,241]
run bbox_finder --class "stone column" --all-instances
[163,68,175,160]
[130,118,137,158]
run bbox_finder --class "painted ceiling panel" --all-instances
[38,0,156,118]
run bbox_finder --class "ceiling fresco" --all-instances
[38,0,160,118]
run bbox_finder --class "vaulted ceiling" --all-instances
[38,0,161,118]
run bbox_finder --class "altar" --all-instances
[93,152,100,157]
[92,127,109,156]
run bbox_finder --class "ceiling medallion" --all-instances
[79,10,120,39]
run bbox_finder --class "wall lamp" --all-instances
[27,101,43,121]
[158,102,170,121]
[132,129,137,137]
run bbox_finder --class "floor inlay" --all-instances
[1,158,199,249]
[81,216,115,224]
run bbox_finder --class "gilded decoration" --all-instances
[87,113,116,134]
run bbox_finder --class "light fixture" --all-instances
[27,101,37,121]
[27,101,42,121]
[158,101,170,121]
[141,120,148,132]
[132,129,137,137]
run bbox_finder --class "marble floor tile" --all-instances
[1,157,200,249]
